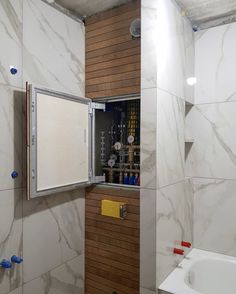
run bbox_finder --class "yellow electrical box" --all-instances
[101,200,127,219]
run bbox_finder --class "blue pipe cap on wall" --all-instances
[10,67,18,75]
[11,171,18,179]
[0,260,12,269]
[11,255,23,264]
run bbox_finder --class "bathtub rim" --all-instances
[159,248,236,294]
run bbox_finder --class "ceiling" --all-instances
[52,0,236,28]
[176,0,236,27]
[54,0,131,18]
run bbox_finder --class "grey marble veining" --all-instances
[141,0,194,104]
[140,88,157,189]
[0,86,24,191]
[0,0,22,88]
[157,89,185,188]
[186,102,236,179]
[23,255,84,294]
[156,179,193,287]
[155,0,194,102]
[195,22,236,104]
[0,189,23,294]
[193,178,236,257]
[183,16,195,104]
[23,189,85,283]
[141,0,158,90]
[0,0,86,293]
[140,188,156,291]
[23,0,85,96]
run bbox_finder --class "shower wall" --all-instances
[186,22,236,257]
[0,0,85,293]
[140,0,194,292]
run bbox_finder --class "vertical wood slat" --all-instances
[85,185,140,294]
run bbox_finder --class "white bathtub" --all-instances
[159,248,236,294]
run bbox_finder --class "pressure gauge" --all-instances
[108,159,115,168]
[110,154,117,161]
[114,142,122,150]
[128,135,134,144]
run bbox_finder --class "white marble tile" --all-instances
[23,0,85,96]
[186,102,236,179]
[156,0,189,100]
[183,17,195,104]
[141,0,158,89]
[141,88,157,189]
[157,89,185,188]
[195,22,236,104]
[0,86,24,191]
[23,189,85,283]
[0,0,22,88]
[140,188,156,291]
[193,178,236,256]
[141,0,194,101]
[156,180,193,287]
[0,189,23,294]
[23,255,84,294]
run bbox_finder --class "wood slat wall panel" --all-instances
[87,46,140,66]
[86,40,139,59]
[86,55,140,72]
[85,185,140,294]
[86,78,140,94]
[85,0,140,99]
[86,259,139,282]
[86,8,140,33]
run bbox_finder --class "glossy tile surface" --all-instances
[186,102,236,179]
[140,188,156,291]
[193,178,236,256]
[157,89,185,188]
[195,23,236,104]
[0,86,24,191]
[23,255,84,294]
[23,189,84,283]
[23,0,85,96]
[156,179,193,287]
[0,0,86,293]
[0,189,23,294]
[0,0,22,88]
[156,0,194,102]
[141,0,158,89]
[140,88,157,189]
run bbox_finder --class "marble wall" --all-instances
[140,0,194,292]
[186,22,236,257]
[0,0,85,293]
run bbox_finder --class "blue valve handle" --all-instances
[10,67,18,75]
[11,255,23,264]
[0,260,12,269]
[11,171,18,179]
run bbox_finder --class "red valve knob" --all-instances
[181,241,192,248]
[173,248,184,255]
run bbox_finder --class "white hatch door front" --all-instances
[26,84,104,199]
